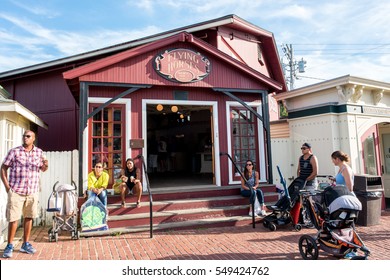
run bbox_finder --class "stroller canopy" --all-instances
[323,186,362,214]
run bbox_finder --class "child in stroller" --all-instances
[298,185,370,260]
[47,181,79,242]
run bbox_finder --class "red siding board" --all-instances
[81,43,269,91]
[2,69,78,151]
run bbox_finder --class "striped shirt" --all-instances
[299,154,313,180]
[2,145,44,195]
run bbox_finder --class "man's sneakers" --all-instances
[2,242,37,258]
[20,242,37,254]
[2,243,14,258]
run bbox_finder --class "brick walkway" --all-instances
[1,211,390,260]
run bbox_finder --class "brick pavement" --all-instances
[1,211,390,260]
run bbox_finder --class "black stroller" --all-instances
[298,185,370,260]
[263,166,308,231]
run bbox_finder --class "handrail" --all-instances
[220,152,256,228]
[135,154,153,238]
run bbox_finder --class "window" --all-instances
[230,107,258,179]
[363,133,377,175]
[89,105,125,185]
[5,121,15,153]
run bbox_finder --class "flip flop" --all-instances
[136,202,141,208]
[121,202,126,208]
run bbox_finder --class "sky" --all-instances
[0,0,389,89]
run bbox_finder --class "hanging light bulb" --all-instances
[156,104,163,111]
[171,105,178,113]
[180,114,184,119]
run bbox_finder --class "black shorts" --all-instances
[126,181,136,192]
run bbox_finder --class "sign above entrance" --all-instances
[154,48,211,83]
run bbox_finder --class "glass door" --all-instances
[89,104,125,186]
[230,107,259,180]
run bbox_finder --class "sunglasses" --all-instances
[300,147,307,150]
[246,163,253,166]
[95,166,103,168]
[23,135,32,138]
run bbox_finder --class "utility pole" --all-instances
[281,44,307,90]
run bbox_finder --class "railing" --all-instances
[220,152,256,228]
[135,154,153,238]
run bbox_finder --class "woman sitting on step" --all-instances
[87,162,109,207]
[240,160,267,216]
[119,158,143,208]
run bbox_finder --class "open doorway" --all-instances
[146,104,214,188]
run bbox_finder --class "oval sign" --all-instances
[154,48,211,83]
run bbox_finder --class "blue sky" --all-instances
[0,0,389,89]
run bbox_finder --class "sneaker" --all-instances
[345,251,357,259]
[20,242,37,254]
[2,243,14,258]
[259,210,267,216]
[249,211,258,217]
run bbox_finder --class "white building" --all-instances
[271,75,390,206]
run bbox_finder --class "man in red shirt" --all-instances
[1,130,48,258]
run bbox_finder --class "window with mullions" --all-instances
[231,108,259,179]
[90,104,125,185]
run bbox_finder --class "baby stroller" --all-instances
[47,181,79,242]
[263,166,308,231]
[298,185,370,260]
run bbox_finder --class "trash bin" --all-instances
[354,175,383,226]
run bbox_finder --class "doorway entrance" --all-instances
[145,103,214,188]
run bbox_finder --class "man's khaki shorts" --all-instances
[6,189,39,222]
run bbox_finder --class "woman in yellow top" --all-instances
[87,162,109,206]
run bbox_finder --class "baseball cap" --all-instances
[302,142,311,149]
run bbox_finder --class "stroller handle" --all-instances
[52,181,78,192]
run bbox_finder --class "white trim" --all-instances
[142,99,221,187]
[226,101,265,185]
[0,101,47,129]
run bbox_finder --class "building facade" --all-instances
[271,75,390,206]
[0,15,286,193]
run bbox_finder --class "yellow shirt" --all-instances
[87,171,109,190]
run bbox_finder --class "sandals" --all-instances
[121,202,126,208]
[136,201,141,208]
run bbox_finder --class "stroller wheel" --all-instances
[299,235,319,260]
[268,222,277,231]
[294,224,302,231]
[54,232,58,242]
[71,230,80,240]
[263,220,269,228]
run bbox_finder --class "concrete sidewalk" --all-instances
[1,211,390,260]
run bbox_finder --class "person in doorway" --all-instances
[119,158,143,208]
[331,150,354,193]
[1,130,49,258]
[297,142,319,190]
[157,136,168,172]
[240,160,267,216]
[87,162,109,206]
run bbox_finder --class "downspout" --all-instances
[261,90,273,183]
[78,82,88,196]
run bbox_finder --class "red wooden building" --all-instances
[0,15,286,192]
